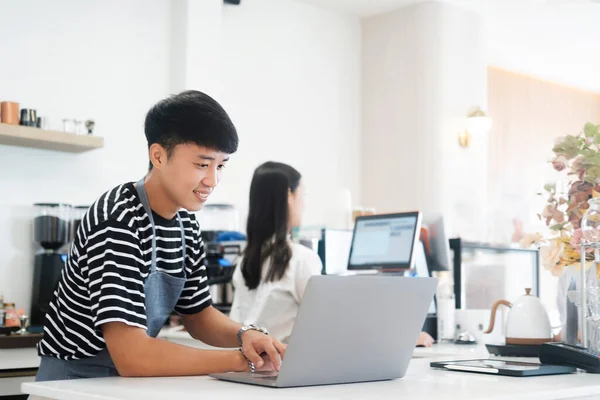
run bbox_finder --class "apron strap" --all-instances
[135,178,158,274]
[177,212,187,278]
[135,178,187,276]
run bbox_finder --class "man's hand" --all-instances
[240,330,287,371]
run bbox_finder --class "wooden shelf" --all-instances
[0,333,42,349]
[0,123,104,153]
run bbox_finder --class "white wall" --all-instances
[475,1,600,93]
[214,0,362,228]
[0,0,171,315]
[309,0,600,93]
[361,2,487,239]
[0,0,361,314]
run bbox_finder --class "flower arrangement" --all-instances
[521,122,600,277]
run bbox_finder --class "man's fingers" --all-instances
[273,339,287,359]
[242,346,264,369]
[263,341,281,371]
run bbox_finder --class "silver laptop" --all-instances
[210,275,437,388]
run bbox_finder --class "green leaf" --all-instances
[584,122,599,138]
[550,223,566,231]
[584,153,600,167]
[587,166,600,183]
[582,148,596,157]
[553,135,584,159]
[543,183,556,193]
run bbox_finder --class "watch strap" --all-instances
[237,324,269,345]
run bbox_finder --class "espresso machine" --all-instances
[202,238,243,310]
[30,203,72,327]
[196,204,245,314]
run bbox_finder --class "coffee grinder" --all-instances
[30,203,72,327]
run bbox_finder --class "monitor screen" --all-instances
[347,212,422,271]
[423,213,452,271]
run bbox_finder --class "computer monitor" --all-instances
[347,211,422,271]
[422,213,452,271]
[410,241,437,315]
[321,229,353,275]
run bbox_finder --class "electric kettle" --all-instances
[484,288,552,345]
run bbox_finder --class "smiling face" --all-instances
[150,142,229,212]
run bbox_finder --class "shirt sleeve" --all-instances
[85,219,147,331]
[175,218,212,314]
[293,248,324,303]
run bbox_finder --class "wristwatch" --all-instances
[237,324,269,345]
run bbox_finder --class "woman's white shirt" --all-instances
[229,242,323,343]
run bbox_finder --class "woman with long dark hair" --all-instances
[229,162,323,343]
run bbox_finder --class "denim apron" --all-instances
[36,178,188,381]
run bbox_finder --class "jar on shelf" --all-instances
[4,303,20,327]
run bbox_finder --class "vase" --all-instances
[565,277,578,346]
[577,198,600,351]
[582,198,600,243]
[566,265,600,351]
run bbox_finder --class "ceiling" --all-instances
[297,0,600,17]
[297,0,600,92]
[297,0,424,16]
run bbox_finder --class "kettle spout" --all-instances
[483,300,512,334]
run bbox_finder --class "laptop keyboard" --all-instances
[252,372,279,380]
[255,375,278,380]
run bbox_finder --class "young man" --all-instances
[35,90,286,381]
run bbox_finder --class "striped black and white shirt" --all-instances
[38,182,211,360]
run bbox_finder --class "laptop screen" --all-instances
[347,212,422,271]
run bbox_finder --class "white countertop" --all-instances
[21,344,600,400]
[0,348,40,370]
[0,348,40,397]
[0,327,194,373]
[0,327,452,370]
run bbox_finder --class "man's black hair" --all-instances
[144,90,238,169]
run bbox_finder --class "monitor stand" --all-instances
[377,270,409,275]
[340,270,379,276]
